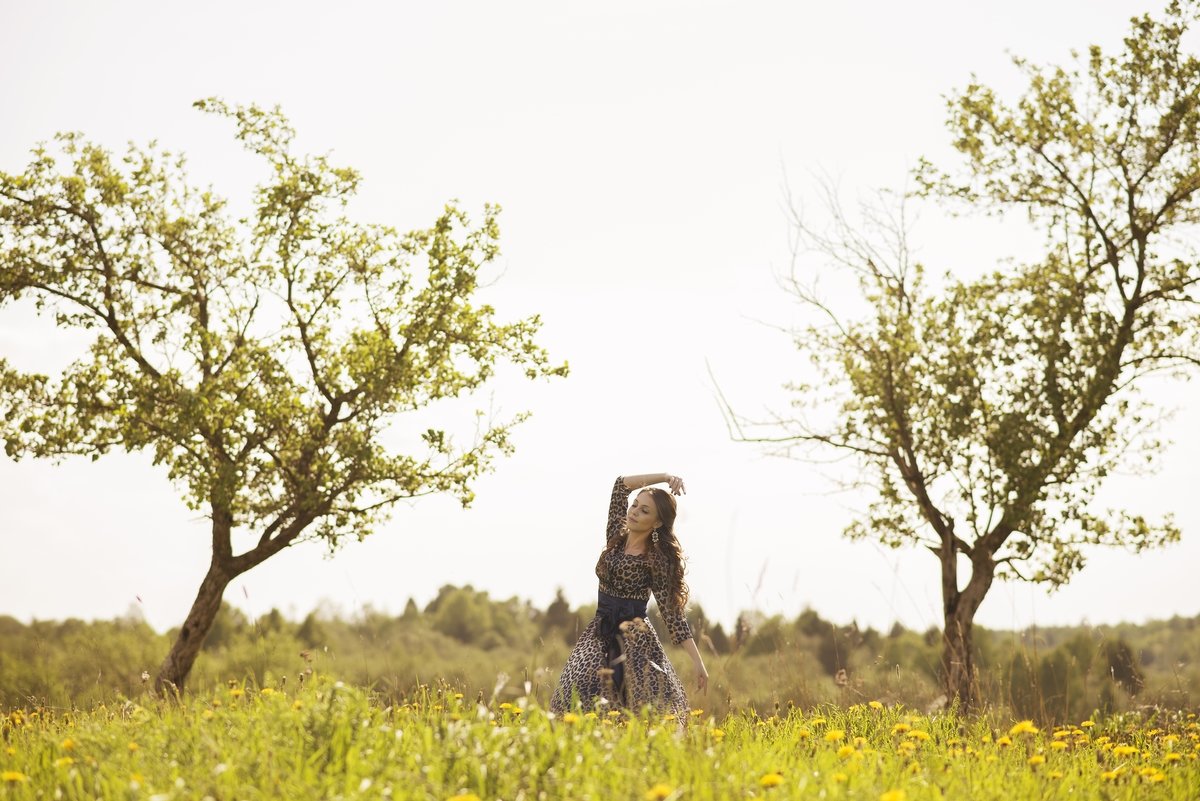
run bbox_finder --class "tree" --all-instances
[0,100,567,692]
[724,2,1199,708]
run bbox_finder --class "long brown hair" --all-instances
[599,487,690,613]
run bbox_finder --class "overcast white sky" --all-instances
[2,1,1195,637]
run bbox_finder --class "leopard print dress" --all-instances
[549,477,692,716]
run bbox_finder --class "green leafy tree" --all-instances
[0,100,567,691]
[726,3,1198,708]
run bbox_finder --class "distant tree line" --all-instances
[1,586,1195,722]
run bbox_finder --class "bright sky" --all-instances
[2,1,1195,638]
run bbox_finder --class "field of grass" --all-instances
[1,676,1197,800]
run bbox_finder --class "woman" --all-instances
[549,473,708,716]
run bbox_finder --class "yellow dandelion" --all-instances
[1112,745,1139,758]
[60,738,76,751]
[129,772,143,784]
[1050,741,1068,751]
[892,723,912,734]
[824,729,845,742]
[759,773,784,788]
[1164,752,1182,763]
[561,713,580,725]
[996,736,1012,747]
[837,745,856,759]
[811,716,827,726]
[3,748,13,756]
[831,772,848,783]
[229,688,244,699]
[1143,771,1166,783]
[1081,720,1095,728]
[644,783,674,801]
[795,728,811,740]
[868,700,884,710]
[499,702,513,710]
[202,710,215,720]
[879,790,906,801]
[907,730,931,742]
[54,757,74,768]
[1048,770,1064,779]
[293,700,303,710]
[1100,768,1123,782]
[260,688,275,696]
[663,714,676,722]
[1009,720,1040,737]
[584,712,598,720]
[127,741,139,752]
[690,709,704,717]
[447,795,482,801]
[1,771,28,783]
[1028,754,1046,766]
[1053,730,1070,739]
[711,728,725,742]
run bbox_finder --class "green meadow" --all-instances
[2,676,1197,801]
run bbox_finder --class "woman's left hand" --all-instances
[666,474,686,496]
[694,662,709,695]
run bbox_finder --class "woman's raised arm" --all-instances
[620,473,686,496]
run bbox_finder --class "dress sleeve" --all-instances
[606,476,631,543]
[651,567,693,645]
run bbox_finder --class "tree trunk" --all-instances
[154,561,231,694]
[940,548,994,711]
[941,609,977,709]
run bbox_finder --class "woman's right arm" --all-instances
[620,473,686,496]
[606,477,633,542]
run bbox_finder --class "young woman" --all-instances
[549,473,708,716]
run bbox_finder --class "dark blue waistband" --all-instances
[597,590,647,621]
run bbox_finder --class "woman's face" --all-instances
[625,491,661,536]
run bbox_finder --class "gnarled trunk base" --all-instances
[155,563,230,694]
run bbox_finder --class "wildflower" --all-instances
[907,730,931,742]
[1081,720,1095,728]
[690,709,704,717]
[55,757,74,767]
[1,771,28,783]
[1164,753,1182,763]
[1048,770,1064,779]
[447,795,482,801]
[1052,730,1070,739]
[879,790,906,801]
[1028,754,1046,766]
[1050,741,1068,751]
[1009,720,1040,737]
[831,772,848,783]
[711,728,725,742]
[584,712,597,720]
[1143,770,1166,783]
[229,688,244,699]
[837,745,856,759]
[293,700,303,710]
[260,688,275,696]
[1112,745,1139,758]
[561,713,580,725]
[892,723,911,735]
[759,773,784,788]
[868,701,884,710]
[644,783,674,801]
[795,728,811,740]
[202,710,215,720]
[996,736,1012,747]
[811,716,827,726]
[128,742,140,752]
[824,729,845,742]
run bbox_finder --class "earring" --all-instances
[651,528,660,546]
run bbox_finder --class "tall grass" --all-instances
[1,675,1196,800]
